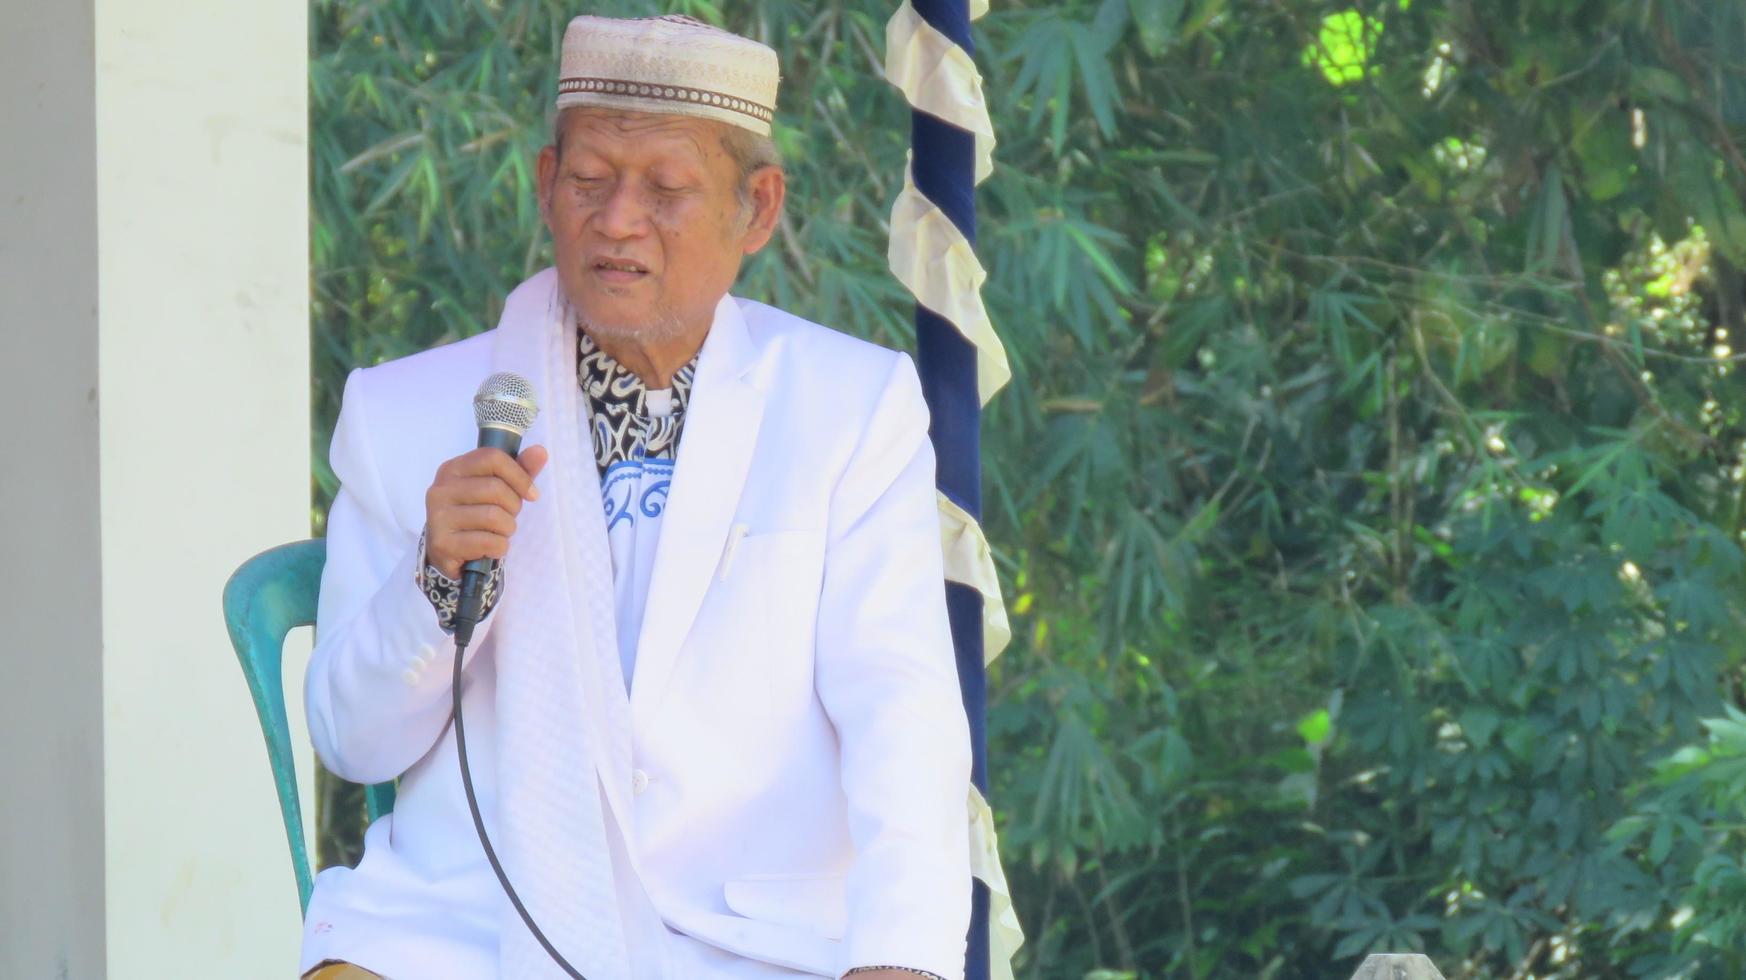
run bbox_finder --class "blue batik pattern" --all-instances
[580,331,694,530]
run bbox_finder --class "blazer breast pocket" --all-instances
[716,527,822,579]
[690,529,828,711]
[710,528,827,636]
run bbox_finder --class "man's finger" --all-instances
[518,445,549,498]
[446,446,510,475]
[442,503,518,539]
[479,447,538,501]
[433,476,524,515]
[445,530,511,563]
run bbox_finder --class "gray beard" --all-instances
[564,299,690,347]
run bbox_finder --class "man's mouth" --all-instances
[593,258,650,282]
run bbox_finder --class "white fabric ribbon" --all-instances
[889,168,1011,406]
[884,2,997,182]
[884,0,1010,406]
[969,786,1024,980]
[938,492,1011,663]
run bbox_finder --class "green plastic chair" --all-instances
[222,538,396,914]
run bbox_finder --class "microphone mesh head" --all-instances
[473,372,539,433]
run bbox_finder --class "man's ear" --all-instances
[738,166,787,256]
[535,144,558,225]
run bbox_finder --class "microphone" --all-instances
[453,371,539,647]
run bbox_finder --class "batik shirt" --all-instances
[420,330,695,690]
[581,330,694,687]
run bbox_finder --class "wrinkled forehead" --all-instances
[555,107,726,163]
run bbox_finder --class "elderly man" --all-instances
[298,13,972,980]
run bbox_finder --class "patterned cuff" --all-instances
[415,530,504,634]
[843,969,946,980]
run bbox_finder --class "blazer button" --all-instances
[632,769,650,795]
[401,667,421,687]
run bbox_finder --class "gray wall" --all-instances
[0,0,106,975]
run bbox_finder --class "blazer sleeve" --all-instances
[305,366,499,784]
[813,352,974,979]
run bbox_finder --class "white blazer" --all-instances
[300,279,973,980]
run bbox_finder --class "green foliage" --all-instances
[311,0,1746,976]
[1303,10,1383,87]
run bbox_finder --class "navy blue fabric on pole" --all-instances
[907,0,990,977]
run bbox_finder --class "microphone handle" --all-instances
[454,425,524,645]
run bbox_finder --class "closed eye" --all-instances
[648,170,698,194]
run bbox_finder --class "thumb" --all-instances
[518,444,551,484]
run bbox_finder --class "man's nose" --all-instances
[592,182,649,239]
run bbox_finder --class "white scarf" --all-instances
[485,269,665,979]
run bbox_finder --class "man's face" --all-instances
[536,109,781,345]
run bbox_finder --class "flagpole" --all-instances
[906,0,990,975]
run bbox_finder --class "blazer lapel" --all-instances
[631,295,764,723]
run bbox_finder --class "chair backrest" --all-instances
[222,538,396,915]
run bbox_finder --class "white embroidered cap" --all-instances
[556,15,780,136]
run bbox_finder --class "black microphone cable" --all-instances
[452,586,588,980]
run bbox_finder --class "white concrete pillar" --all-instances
[2,0,311,974]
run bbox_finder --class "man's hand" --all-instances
[423,445,549,578]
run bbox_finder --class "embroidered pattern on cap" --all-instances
[557,76,774,125]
